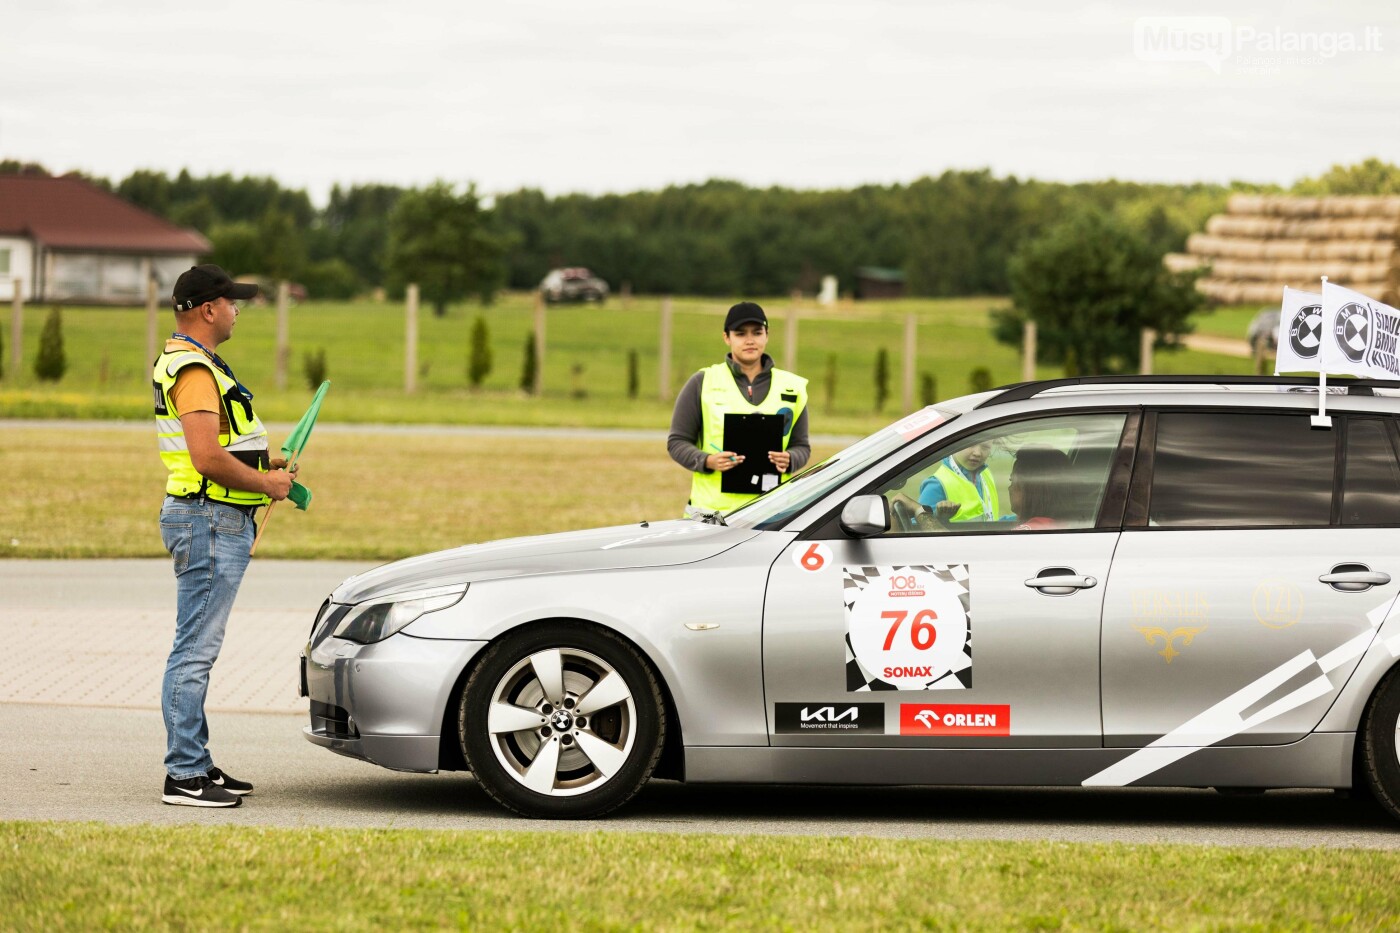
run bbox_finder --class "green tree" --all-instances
[386,182,507,316]
[1294,158,1400,195]
[34,308,66,382]
[300,259,360,300]
[208,222,263,277]
[257,208,307,281]
[992,209,1204,375]
[468,316,492,388]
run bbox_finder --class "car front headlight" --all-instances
[333,584,467,644]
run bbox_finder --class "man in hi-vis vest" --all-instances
[667,301,810,513]
[154,265,296,809]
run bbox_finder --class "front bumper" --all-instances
[301,625,486,773]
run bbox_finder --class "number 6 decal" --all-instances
[793,542,832,572]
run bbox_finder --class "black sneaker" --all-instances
[208,767,253,796]
[162,774,242,808]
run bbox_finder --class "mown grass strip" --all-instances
[0,426,843,559]
[2,821,1397,930]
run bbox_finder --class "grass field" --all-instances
[0,426,846,559]
[3,822,1397,929]
[0,293,1259,436]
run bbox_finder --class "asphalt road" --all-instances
[4,703,1399,846]
[3,558,1399,846]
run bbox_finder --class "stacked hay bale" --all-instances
[1165,195,1400,305]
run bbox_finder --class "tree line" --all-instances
[3,158,1396,305]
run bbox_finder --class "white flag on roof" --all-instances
[1273,286,1323,375]
[1320,281,1400,380]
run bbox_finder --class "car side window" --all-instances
[1342,418,1400,526]
[1148,412,1334,528]
[875,412,1127,535]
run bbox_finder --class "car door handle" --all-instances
[1319,568,1391,591]
[1024,574,1097,594]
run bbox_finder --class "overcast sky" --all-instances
[2,0,1396,205]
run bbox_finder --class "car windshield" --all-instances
[723,406,959,530]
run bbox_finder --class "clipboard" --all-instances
[721,412,785,495]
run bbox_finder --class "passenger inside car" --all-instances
[1008,444,1075,530]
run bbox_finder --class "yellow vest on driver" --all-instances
[690,362,808,513]
[153,348,272,507]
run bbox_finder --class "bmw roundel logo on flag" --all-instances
[1277,282,1400,381]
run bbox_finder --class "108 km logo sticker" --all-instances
[844,565,973,691]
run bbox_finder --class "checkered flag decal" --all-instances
[845,564,972,692]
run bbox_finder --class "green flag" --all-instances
[281,381,329,511]
[282,381,330,461]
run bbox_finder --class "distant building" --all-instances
[854,265,906,300]
[0,175,209,304]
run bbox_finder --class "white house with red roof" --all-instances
[0,175,209,304]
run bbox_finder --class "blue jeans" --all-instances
[159,496,255,779]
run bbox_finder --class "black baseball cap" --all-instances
[724,301,768,332]
[172,264,259,312]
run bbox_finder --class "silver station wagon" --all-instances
[302,375,1400,820]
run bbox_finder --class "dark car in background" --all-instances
[540,267,608,303]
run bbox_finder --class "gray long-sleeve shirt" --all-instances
[666,353,811,475]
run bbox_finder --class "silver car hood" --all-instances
[331,519,761,604]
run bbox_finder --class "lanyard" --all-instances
[944,456,993,519]
[170,333,253,401]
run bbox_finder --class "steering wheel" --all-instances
[890,498,914,533]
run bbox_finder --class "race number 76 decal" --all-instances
[845,565,973,692]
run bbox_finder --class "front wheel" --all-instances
[1359,667,1400,822]
[459,623,665,818]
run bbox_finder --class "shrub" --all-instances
[468,316,492,388]
[970,367,993,393]
[520,330,538,393]
[920,372,936,407]
[34,307,66,382]
[873,347,889,412]
[627,349,639,399]
[302,348,328,389]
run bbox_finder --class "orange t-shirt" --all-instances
[164,338,229,435]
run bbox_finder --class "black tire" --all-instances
[1358,666,1400,823]
[459,622,665,818]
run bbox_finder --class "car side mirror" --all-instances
[840,495,889,538]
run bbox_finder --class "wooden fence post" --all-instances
[9,278,22,379]
[405,284,419,393]
[145,274,159,367]
[275,281,290,390]
[1021,320,1037,382]
[658,295,673,401]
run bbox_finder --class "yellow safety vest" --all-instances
[931,460,1000,522]
[153,348,271,507]
[690,363,808,513]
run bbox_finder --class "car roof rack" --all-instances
[975,375,1400,409]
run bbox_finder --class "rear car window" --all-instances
[1148,412,1334,528]
[1342,418,1400,526]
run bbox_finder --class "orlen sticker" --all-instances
[900,704,1010,736]
[792,542,833,573]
